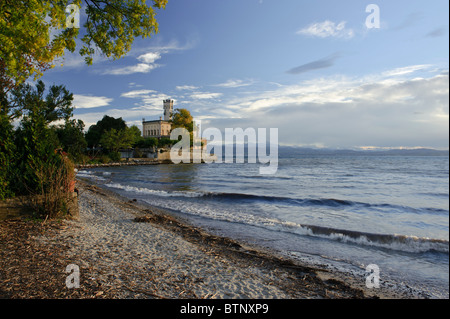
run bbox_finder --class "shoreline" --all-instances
[75,159,168,169]
[0,179,416,299]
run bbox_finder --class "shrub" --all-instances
[108,151,121,162]
[27,155,77,219]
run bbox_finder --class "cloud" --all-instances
[120,88,171,112]
[198,66,448,149]
[73,94,113,109]
[286,53,340,75]
[425,27,447,38]
[137,35,200,54]
[120,89,157,99]
[103,37,197,76]
[297,20,354,39]
[104,50,163,75]
[137,52,162,64]
[213,79,254,88]
[382,64,432,77]
[176,85,199,91]
[75,64,448,149]
[103,63,161,75]
[190,92,223,100]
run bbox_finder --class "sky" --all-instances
[41,0,449,149]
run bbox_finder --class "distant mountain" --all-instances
[213,144,449,158]
[278,146,449,157]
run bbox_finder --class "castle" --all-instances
[142,99,173,139]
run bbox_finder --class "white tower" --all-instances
[163,99,173,121]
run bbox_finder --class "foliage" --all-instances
[128,125,142,145]
[0,111,15,199]
[171,108,193,132]
[171,108,196,146]
[99,127,134,152]
[135,136,158,148]
[12,81,72,195]
[85,115,126,147]
[158,137,178,147]
[0,0,77,90]
[27,154,77,219]
[54,119,87,162]
[1,80,78,213]
[0,0,167,89]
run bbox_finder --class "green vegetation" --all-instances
[1,0,167,88]
[0,0,168,218]
[0,79,178,210]
[0,80,79,219]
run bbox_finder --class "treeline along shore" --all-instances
[75,159,167,169]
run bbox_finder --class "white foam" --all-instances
[105,183,204,198]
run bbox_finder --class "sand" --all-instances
[2,179,413,299]
[59,183,294,298]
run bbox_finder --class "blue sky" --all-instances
[42,0,449,149]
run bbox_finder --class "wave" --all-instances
[105,183,204,198]
[291,223,449,254]
[104,182,449,216]
[139,195,449,254]
[202,193,448,215]
[104,182,449,254]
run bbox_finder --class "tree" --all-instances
[135,136,158,148]
[171,108,193,132]
[171,108,196,146]
[3,80,73,122]
[11,81,75,196]
[85,115,126,147]
[128,125,142,146]
[54,119,87,161]
[99,127,134,153]
[0,0,168,90]
[0,110,15,199]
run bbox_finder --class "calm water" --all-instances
[78,154,449,298]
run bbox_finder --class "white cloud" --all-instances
[190,92,223,100]
[176,85,199,91]
[102,37,198,76]
[102,50,163,76]
[120,88,171,112]
[382,64,432,77]
[75,64,448,148]
[297,20,354,39]
[213,79,254,88]
[73,94,113,109]
[137,52,162,64]
[136,35,200,55]
[197,66,448,148]
[120,89,157,98]
[104,63,161,75]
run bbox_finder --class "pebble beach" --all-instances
[1,179,415,299]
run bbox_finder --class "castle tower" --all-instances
[163,99,173,121]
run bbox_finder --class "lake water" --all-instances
[78,153,449,298]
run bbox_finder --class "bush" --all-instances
[0,114,16,200]
[100,154,111,164]
[108,151,121,162]
[27,155,77,219]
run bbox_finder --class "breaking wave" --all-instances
[105,182,448,216]
[103,182,448,254]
